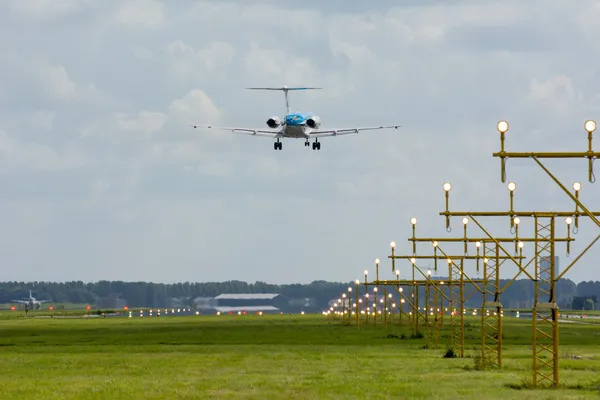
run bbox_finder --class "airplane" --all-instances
[192,86,401,150]
[11,290,51,310]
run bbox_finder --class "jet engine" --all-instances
[306,116,321,129]
[266,116,282,128]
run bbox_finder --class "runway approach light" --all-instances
[566,217,573,225]
[584,120,596,133]
[497,120,509,133]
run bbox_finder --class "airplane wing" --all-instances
[11,300,28,304]
[192,125,283,138]
[309,125,400,138]
[38,300,50,303]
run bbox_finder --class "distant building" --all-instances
[212,293,287,314]
[287,297,316,308]
[169,297,193,308]
[193,297,218,310]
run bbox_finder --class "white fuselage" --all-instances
[278,112,318,139]
[12,291,48,309]
[282,124,312,139]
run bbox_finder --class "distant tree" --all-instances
[585,298,595,310]
[1,278,599,311]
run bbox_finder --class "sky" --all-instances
[1,0,600,284]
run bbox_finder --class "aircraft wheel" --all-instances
[316,142,321,150]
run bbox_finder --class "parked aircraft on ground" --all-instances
[11,290,50,310]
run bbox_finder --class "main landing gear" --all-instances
[275,139,320,150]
[305,140,321,150]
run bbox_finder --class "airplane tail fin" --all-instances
[245,87,323,91]
[245,86,322,114]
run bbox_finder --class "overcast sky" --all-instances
[1,0,600,284]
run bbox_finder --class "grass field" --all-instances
[1,314,599,399]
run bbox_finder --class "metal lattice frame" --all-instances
[327,120,600,388]
[411,264,425,335]
[533,215,559,387]
[390,241,523,358]
[399,284,419,333]
[393,284,410,326]
[481,243,503,368]
[448,259,465,357]
[424,278,440,348]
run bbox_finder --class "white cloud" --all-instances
[527,75,584,115]
[166,88,222,129]
[1,0,600,284]
[132,46,154,60]
[165,40,235,81]
[113,0,165,27]
[243,42,317,85]
[30,111,55,131]
[253,157,280,176]
[4,0,83,20]
[116,111,167,134]
[34,63,77,100]
[0,130,82,172]
[89,177,110,198]
[197,160,231,177]
[23,61,108,107]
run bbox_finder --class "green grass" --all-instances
[505,308,600,317]
[0,302,95,311]
[0,315,599,399]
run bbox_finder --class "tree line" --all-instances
[0,279,599,310]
